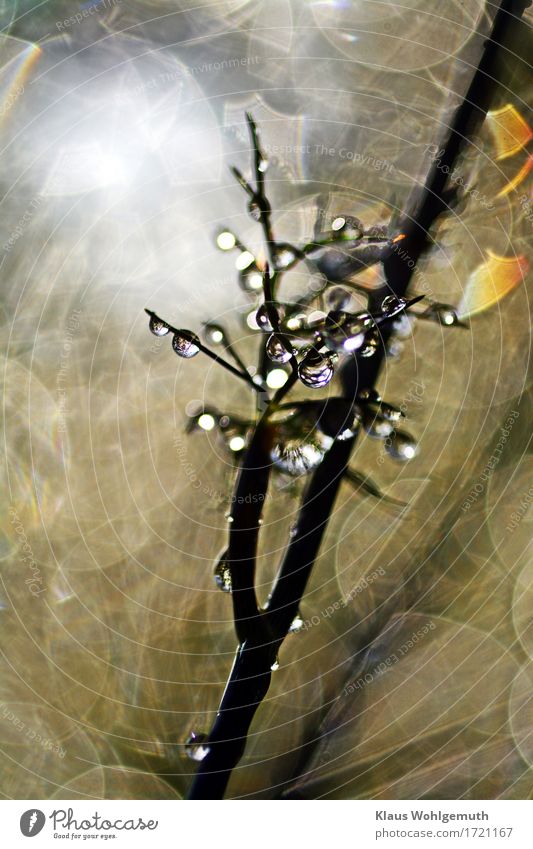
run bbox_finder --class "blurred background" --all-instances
[0,0,532,799]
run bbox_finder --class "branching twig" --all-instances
[179,0,530,799]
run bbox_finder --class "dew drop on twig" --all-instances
[185,732,210,762]
[239,265,264,293]
[298,350,335,388]
[214,551,232,592]
[266,333,293,364]
[385,430,418,461]
[149,315,170,337]
[256,302,285,332]
[172,331,200,359]
[289,612,304,633]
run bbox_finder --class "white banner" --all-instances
[2,799,532,848]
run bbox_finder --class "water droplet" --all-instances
[148,315,170,337]
[203,323,226,345]
[185,732,210,762]
[270,407,333,474]
[256,303,284,332]
[172,330,200,358]
[216,230,236,251]
[385,430,418,461]
[364,414,394,439]
[430,303,460,326]
[266,333,293,364]
[298,349,335,388]
[272,243,298,270]
[358,387,381,404]
[360,329,379,357]
[440,309,457,326]
[228,435,246,452]
[330,215,364,240]
[214,551,232,592]
[283,312,307,332]
[258,157,269,173]
[225,512,234,523]
[266,368,288,389]
[239,264,264,292]
[324,310,374,353]
[381,295,407,318]
[248,199,262,221]
[379,402,403,422]
[270,657,280,671]
[235,250,255,271]
[289,612,304,633]
[197,413,216,431]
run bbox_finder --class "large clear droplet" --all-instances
[214,551,232,592]
[386,430,418,461]
[148,315,170,337]
[266,333,293,364]
[298,350,335,388]
[381,295,407,319]
[270,406,334,475]
[185,732,210,762]
[172,330,200,358]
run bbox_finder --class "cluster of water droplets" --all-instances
[256,293,417,391]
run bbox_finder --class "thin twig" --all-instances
[145,309,262,394]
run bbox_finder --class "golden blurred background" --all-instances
[0,0,532,799]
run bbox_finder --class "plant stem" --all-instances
[187,0,527,799]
